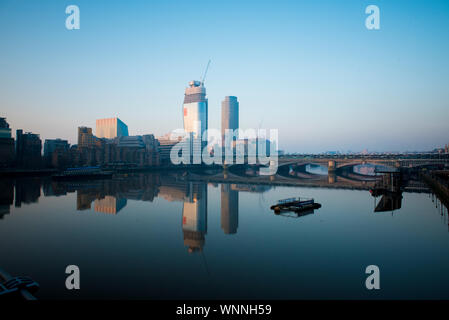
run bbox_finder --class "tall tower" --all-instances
[221,96,239,145]
[183,80,208,162]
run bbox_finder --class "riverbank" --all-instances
[420,171,449,207]
[0,164,219,178]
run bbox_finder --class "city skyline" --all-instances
[0,0,448,153]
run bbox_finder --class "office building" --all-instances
[15,129,42,168]
[0,117,12,138]
[157,134,182,165]
[96,117,128,139]
[0,118,14,167]
[44,139,70,168]
[78,127,95,147]
[103,135,159,167]
[221,96,239,145]
[183,80,208,162]
[44,139,69,158]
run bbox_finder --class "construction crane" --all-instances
[201,59,211,85]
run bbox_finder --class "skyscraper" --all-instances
[96,117,129,139]
[183,80,208,162]
[221,96,239,145]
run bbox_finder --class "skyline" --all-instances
[1,0,449,153]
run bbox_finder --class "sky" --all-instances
[0,0,448,153]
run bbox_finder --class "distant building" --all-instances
[233,138,272,158]
[76,127,102,166]
[44,139,70,168]
[221,96,239,145]
[103,134,159,167]
[0,118,12,138]
[78,127,95,147]
[0,118,15,167]
[157,134,182,165]
[44,139,69,158]
[96,117,128,139]
[15,129,42,168]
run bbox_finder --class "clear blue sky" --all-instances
[1,0,448,153]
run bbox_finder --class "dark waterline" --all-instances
[0,173,448,299]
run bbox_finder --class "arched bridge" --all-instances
[277,157,448,171]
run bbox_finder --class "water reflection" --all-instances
[182,183,207,253]
[45,175,270,253]
[94,196,127,215]
[0,179,13,220]
[221,184,238,235]
[2,172,449,299]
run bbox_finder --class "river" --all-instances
[0,172,448,299]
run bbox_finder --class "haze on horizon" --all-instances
[0,0,448,153]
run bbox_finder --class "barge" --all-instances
[270,197,321,214]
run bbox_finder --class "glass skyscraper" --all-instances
[183,80,208,162]
[221,96,239,145]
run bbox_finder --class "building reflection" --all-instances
[94,196,127,215]
[221,184,238,235]
[0,173,276,253]
[15,178,41,207]
[374,193,403,212]
[182,183,207,253]
[0,179,14,219]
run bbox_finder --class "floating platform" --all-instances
[270,197,322,215]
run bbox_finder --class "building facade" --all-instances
[16,129,42,168]
[221,96,239,145]
[44,139,69,158]
[96,117,129,139]
[0,118,14,167]
[78,127,95,147]
[183,80,208,162]
[44,139,70,168]
[157,134,182,165]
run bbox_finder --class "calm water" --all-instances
[0,173,449,299]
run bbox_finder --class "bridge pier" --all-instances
[328,160,336,173]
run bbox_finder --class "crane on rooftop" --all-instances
[201,60,211,86]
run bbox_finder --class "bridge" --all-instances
[277,155,449,172]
